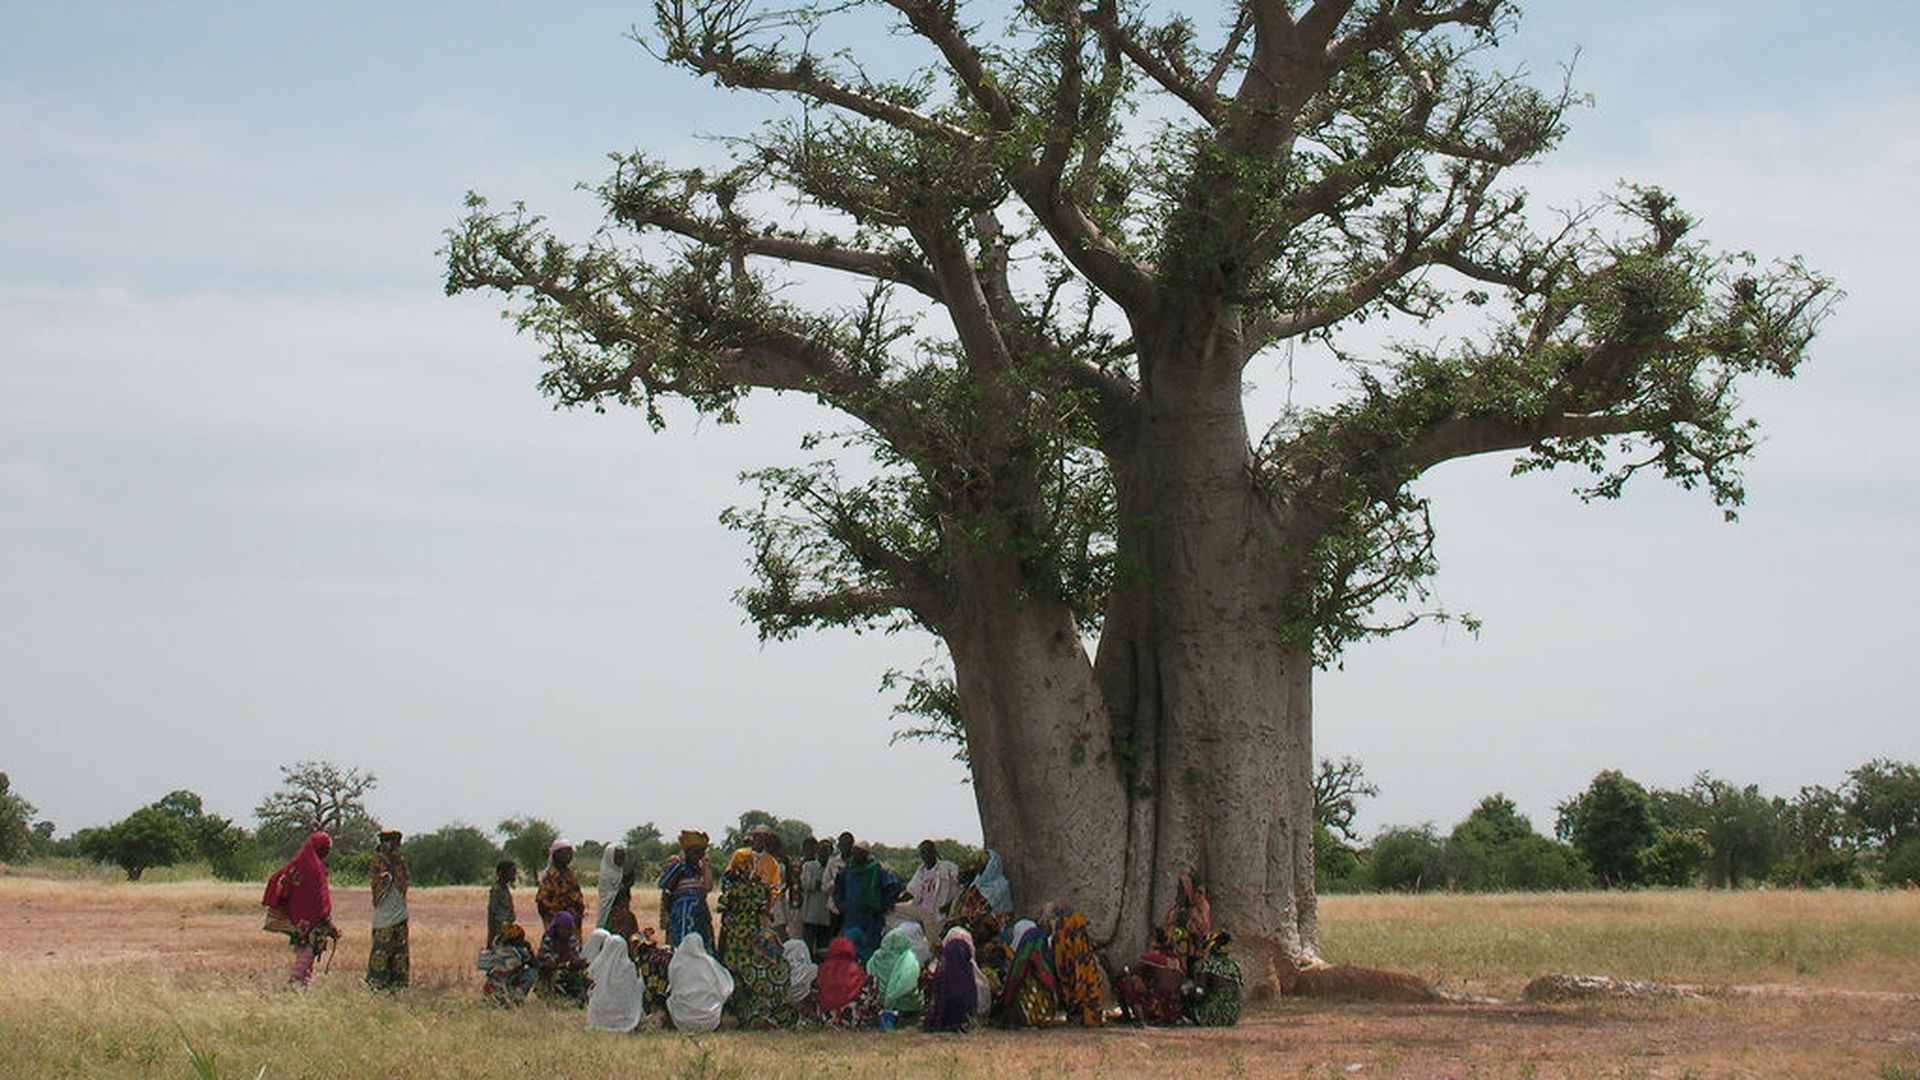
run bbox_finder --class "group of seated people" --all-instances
[478,832,1243,1034]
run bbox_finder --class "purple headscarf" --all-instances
[923,934,978,1032]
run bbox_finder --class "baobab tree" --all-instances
[446,0,1831,989]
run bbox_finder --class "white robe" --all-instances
[583,928,645,1032]
[666,933,733,1032]
[782,938,818,1006]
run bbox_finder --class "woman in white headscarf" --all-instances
[666,932,733,1032]
[595,845,627,929]
[537,839,584,943]
[976,849,1013,914]
[898,921,933,967]
[781,938,818,1009]
[583,927,646,1032]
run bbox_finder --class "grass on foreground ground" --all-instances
[1,877,1916,1079]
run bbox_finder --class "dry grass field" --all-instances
[2,871,1916,1079]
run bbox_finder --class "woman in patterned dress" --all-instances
[536,840,585,944]
[1045,902,1107,1026]
[481,922,538,1006]
[657,831,715,948]
[534,910,590,1005]
[1187,931,1243,1027]
[995,919,1058,1027]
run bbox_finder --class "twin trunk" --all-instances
[945,355,1321,990]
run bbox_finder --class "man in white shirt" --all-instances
[903,839,959,939]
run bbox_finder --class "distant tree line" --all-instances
[1315,758,1920,893]
[5,757,1914,890]
[0,762,976,886]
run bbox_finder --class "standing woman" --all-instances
[262,831,338,984]
[537,839,585,943]
[717,847,769,960]
[487,859,518,947]
[594,845,627,930]
[365,828,410,990]
[657,830,715,948]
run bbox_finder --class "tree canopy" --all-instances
[445,0,1832,976]
[254,761,380,858]
[0,773,40,863]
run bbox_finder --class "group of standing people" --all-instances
[261,825,1243,1034]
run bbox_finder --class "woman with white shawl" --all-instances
[666,932,733,1032]
[781,938,818,1009]
[594,845,627,929]
[582,927,646,1032]
[976,849,1013,914]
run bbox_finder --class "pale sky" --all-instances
[3,2,1914,850]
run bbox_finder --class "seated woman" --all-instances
[995,919,1058,1028]
[1044,901,1106,1026]
[782,938,818,1015]
[666,932,733,1033]
[866,924,925,1016]
[584,927,647,1032]
[1115,930,1186,1025]
[629,929,674,1020]
[954,907,1009,1007]
[535,910,591,1006]
[1186,931,1243,1027]
[921,927,981,1033]
[814,935,880,1029]
[729,928,798,1029]
[481,922,538,1007]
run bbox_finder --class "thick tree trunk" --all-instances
[952,322,1325,994]
[1100,333,1322,991]
[943,553,1133,942]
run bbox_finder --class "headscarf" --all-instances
[976,849,1013,913]
[666,933,733,1032]
[945,926,993,1020]
[543,838,574,877]
[781,938,817,1006]
[867,925,924,1011]
[726,848,756,877]
[596,846,626,928]
[583,927,646,1031]
[541,910,580,960]
[1168,872,1212,937]
[924,932,979,1031]
[815,935,868,1012]
[898,920,933,966]
[1007,918,1037,947]
[263,831,332,931]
